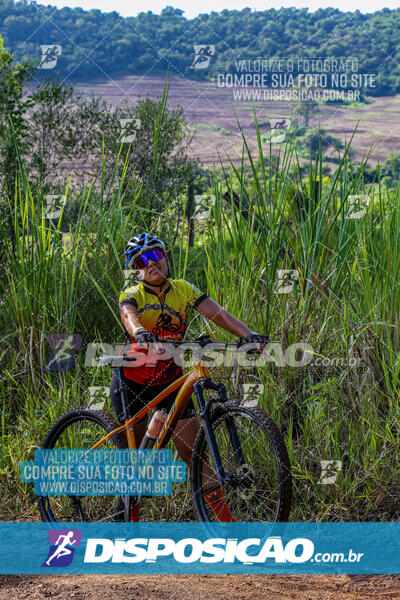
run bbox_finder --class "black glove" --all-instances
[135,330,160,346]
[245,333,269,345]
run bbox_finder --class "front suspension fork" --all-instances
[194,379,245,487]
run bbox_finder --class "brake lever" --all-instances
[235,336,270,355]
[194,335,213,347]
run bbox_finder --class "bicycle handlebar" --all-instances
[142,336,269,347]
[97,337,269,364]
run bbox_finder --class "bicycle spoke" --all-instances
[38,410,124,523]
[191,405,291,522]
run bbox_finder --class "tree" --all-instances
[0,3,397,97]
[113,81,201,236]
[292,77,320,128]
[23,70,199,204]
[381,152,400,182]
[17,70,199,238]
[26,76,120,191]
[0,35,200,266]
[297,127,344,159]
[0,35,35,256]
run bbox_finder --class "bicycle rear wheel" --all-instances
[191,404,292,522]
[37,407,126,522]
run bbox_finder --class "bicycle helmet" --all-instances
[124,232,166,268]
[125,232,170,288]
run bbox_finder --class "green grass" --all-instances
[1,105,399,523]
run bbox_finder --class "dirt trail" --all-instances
[1,574,400,599]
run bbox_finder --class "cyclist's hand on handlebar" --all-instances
[135,329,160,350]
[245,332,270,353]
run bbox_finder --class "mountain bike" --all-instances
[37,338,292,523]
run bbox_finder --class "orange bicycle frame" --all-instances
[90,360,211,450]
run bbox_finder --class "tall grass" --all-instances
[1,107,399,521]
[202,114,400,520]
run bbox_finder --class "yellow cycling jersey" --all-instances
[119,278,208,340]
[118,279,208,385]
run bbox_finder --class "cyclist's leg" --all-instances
[156,390,221,488]
[171,416,221,486]
[172,414,200,466]
[173,414,235,522]
[109,370,147,448]
[110,373,155,521]
[153,384,234,522]
[148,386,202,467]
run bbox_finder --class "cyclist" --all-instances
[110,232,267,520]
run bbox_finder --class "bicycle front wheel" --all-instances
[37,407,126,522]
[191,404,292,522]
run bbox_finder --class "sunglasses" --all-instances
[134,248,165,270]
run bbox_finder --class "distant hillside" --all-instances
[1,1,400,95]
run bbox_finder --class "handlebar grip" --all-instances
[235,336,269,345]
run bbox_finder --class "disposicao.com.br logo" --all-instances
[83,536,364,565]
[42,529,82,567]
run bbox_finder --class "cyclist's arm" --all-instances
[120,304,144,338]
[195,297,252,338]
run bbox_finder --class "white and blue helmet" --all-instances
[124,232,166,268]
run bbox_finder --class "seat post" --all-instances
[116,366,136,448]
[116,366,130,421]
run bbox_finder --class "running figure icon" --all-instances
[190,45,215,69]
[42,529,82,568]
[46,531,77,566]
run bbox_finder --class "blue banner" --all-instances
[0,522,398,574]
[20,450,186,496]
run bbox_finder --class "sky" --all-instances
[33,0,398,19]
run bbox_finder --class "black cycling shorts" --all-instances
[109,369,197,423]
